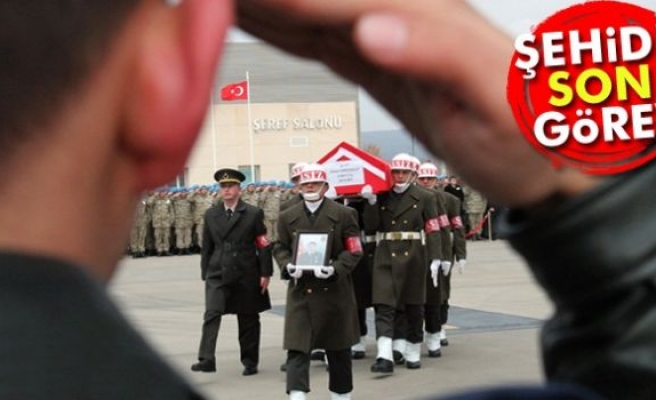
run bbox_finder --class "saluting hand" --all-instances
[237,0,600,209]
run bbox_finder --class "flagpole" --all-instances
[210,91,217,171]
[246,71,255,181]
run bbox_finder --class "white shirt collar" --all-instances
[304,198,324,214]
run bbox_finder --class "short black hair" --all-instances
[0,1,140,154]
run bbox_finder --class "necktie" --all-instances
[226,209,233,220]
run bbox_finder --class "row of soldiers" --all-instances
[272,158,467,399]
[345,156,468,373]
[128,182,300,257]
[265,160,467,368]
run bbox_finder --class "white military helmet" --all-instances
[390,153,419,172]
[290,161,309,180]
[298,163,328,185]
[410,156,422,174]
[417,163,439,179]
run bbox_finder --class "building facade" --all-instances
[186,42,359,185]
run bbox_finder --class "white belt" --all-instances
[362,234,377,244]
[376,231,425,245]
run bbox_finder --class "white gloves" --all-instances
[360,184,377,205]
[456,259,467,274]
[314,266,335,279]
[441,261,452,276]
[430,260,440,287]
[286,263,303,279]
[288,264,335,279]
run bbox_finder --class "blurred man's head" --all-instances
[1,0,232,185]
[0,0,234,279]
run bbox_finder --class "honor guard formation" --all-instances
[174,159,483,399]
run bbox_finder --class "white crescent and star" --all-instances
[232,86,245,96]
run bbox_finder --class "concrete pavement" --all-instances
[110,240,553,399]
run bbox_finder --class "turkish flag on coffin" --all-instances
[221,81,248,101]
[318,141,392,197]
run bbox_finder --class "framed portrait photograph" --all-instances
[292,231,332,270]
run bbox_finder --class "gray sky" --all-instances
[228,0,656,132]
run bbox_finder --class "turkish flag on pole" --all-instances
[220,81,248,101]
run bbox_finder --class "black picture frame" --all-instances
[292,231,332,269]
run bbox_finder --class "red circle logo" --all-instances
[507,1,656,175]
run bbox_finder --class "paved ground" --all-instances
[110,240,553,399]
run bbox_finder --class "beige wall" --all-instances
[187,101,358,185]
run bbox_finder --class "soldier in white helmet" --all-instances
[417,162,467,355]
[279,161,332,370]
[274,163,363,400]
[278,161,317,372]
[361,153,442,373]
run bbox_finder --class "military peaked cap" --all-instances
[214,168,246,184]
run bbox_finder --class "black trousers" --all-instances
[393,308,407,340]
[287,349,352,394]
[425,300,450,333]
[198,286,261,368]
[424,304,440,333]
[440,300,450,327]
[357,308,368,337]
[374,304,424,344]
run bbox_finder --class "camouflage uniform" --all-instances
[241,184,260,207]
[129,195,153,257]
[212,190,222,206]
[190,188,214,249]
[279,186,292,203]
[173,190,194,254]
[260,186,281,242]
[152,192,174,256]
[462,184,487,240]
[276,181,290,203]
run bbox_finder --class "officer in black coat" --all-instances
[191,168,273,376]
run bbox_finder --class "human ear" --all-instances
[122,0,233,190]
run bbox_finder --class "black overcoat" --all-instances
[363,185,441,307]
[274,198,362,352]
[201,200,273,314]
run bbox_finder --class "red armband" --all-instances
[438,214,450,228]
[450,216,464,229]
[424,218,441,234]
[345,236,363,254]
[255,234,270,249]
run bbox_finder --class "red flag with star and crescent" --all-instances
[220,81,248,101]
